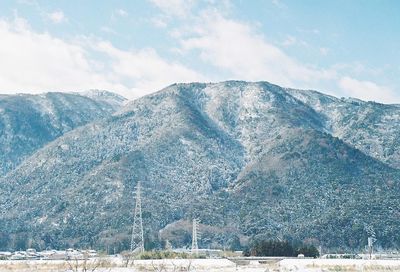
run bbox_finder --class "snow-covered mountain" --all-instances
[0,81,399,251]
[0,91,126,175]
[288,88,400,168]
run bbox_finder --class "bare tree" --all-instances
[65,252,110,272]
[121,250,137,267]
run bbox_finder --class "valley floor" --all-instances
[1,257,400,271]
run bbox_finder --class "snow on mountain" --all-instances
[0,91,126,175]
[288,88,400,168]
[0,81,399,251]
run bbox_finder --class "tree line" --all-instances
[244,239,319,258]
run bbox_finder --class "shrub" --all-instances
[137,250,189,259]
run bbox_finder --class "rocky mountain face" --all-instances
[0,91,126,175]
[0,81,399,252]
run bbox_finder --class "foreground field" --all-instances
[2,257,400,271]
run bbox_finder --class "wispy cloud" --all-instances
[149,0,195,18]
[282,35,308,47]
[179,10,334,88]
[16,0,67,24]
[319,47,329,56]
[47,10,66,24]
[338,77,399,104]
[271,0,287,9]
[112,8,128,19]
[93,41,204,97]
[168,5,397,103]
[100,26,118,35]
[151,16,168,28]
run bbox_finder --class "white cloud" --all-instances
[282,36,297,47]
[319,47,329,56]
[0,17,110,92]
[0,16,203,99]
[149,0,195,18]
[116,8,128,17]
[47,10,66,24]
[151,16,168,28]
[111,8,128,20]
[1,5,397,105]
[170,8,400,104]
[271,0,287,9]
[338,77,399,104]
[179,11,334,88]
[282,35,308,47]
[100,26,118,35]
[93,41,204,97]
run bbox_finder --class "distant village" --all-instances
[0,248,98,261]
[0,247,236,261]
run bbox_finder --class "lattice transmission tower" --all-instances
[191,218,200,255]
[130,181,144,253]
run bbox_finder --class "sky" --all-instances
[0,0,399,103]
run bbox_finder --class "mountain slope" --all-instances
[288,88,400,168]
[0,81,399,251]
[0,91,126,175]
[230,127,400,249]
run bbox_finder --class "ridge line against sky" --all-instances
[0,0,399,103]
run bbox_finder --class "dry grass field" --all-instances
[1,257,400,271]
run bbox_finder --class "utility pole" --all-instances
[191,218,199,255]
[130,181,144,253]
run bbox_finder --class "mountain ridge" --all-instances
[0,81,399,251]
[0,90,126,175]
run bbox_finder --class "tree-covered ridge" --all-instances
[0,91,126,175]
[0,81,399,252]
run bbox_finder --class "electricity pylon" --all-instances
[191,218,200,255]
[130,181,144,253]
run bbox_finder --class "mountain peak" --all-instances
[1,81,400,251]
[80,89,127,101]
